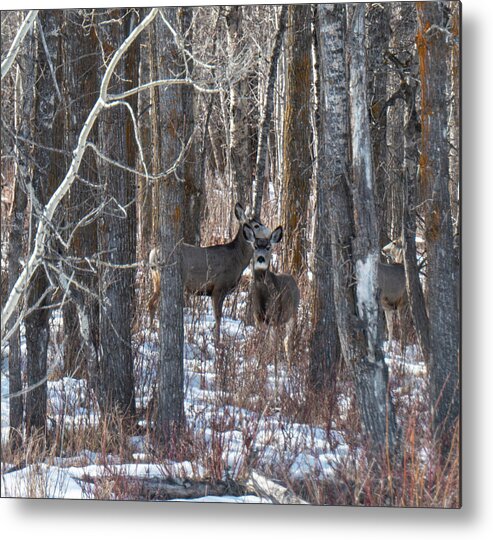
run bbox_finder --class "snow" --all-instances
[0,287,427,502]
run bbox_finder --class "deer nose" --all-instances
[257,256,265,264]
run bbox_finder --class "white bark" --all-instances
[1,8,159,340]
[1,10,38,80]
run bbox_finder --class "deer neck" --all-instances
[253,267,272,285]
[233,225,254,265]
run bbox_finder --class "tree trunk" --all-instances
[281,4,312,275]
[6,23,36,447]
[181,7,202,245]
[96,9,139,419]
[347,4,397,454]
[25,11,63,437]
[416,1,460,451]
[61,9,100,379]
[252,5,287,219]
[309,4,340,392]
[153,7,186,446]
[225,6,253,209]
[366,2,391,247]
[318,3,397,455]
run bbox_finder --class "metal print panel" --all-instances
[0,2,461,507]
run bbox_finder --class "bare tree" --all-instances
[24,11,64,437]
[281,4,312,275]
[317,3,397,455]
[416,1,460,451]
[61,9,100,379]
[153,8,186,445]
[252,5,287,218]
[95,9,141,419]
[4,14,36,448]
[309,4,340,393]
[225,6,252,209]
[181,7,202,245]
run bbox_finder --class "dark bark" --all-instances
[96,9,139,418]
[181,7,202,245]
[416,2,460,450]
[61,9,100,379]
[366,2,391,247]
[153,8,186,445]
[384,3,417,240]
[24,11,65,438]
[309,4,341,392]
[281,4,312,275]
[396,54,431,359]
[225,6,252,208]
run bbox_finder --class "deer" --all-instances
[377,261,407,350]
[243,224,300,395]
[379,235,432,350]
[148,203,270,342]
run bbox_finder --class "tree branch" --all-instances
[1,8,159,340]
[1,10,38,80]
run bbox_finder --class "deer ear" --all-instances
[270,226,283,245]
[235,203,247,223]
[242,223,256,244]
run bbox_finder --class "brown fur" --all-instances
[148,203,270,341]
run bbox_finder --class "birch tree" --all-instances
[4,14,36,448]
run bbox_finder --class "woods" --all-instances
[1,3,460,506]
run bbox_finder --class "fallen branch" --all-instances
[80,474,251,501]
[245,470,309,505]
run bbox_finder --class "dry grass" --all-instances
[1,198,460,507]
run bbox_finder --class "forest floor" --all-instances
[1,279,456,506]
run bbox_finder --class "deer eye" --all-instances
[266,245,271,251]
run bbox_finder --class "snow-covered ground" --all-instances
[1,294,426,501]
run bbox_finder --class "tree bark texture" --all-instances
[181,7,202,245]
[96,9,139,418]
[310,4,340,392]
[416,1,460,449]
[366,2,391,246]
[281,4,312,275]
[25,11,63,437]
[153,7,186,444]
[61,10,100,379]
[347,4,397,454]
[6,21,35,447]
[318,3,397,454]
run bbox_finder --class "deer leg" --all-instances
[212,289,225,344]
[384,307,395,352]
[283,319,295,374]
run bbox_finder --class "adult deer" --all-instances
[380,236,428,349]
[148,203,270,341]
[243,224,300,391]
[378,261,407,349]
